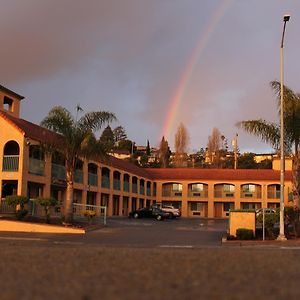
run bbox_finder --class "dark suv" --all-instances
[129,207,169,221]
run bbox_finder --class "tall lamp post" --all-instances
[277,14,290,241]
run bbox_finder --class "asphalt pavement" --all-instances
[0,218,300,300]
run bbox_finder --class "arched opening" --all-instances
[113,171,121,190]
[132,176,138,194]
[146,181,151,196]
[162,182,182,197]
[101,168,110,189]
[123,174,130,192]
[3,141,20,171]
[188,183,208,198]
[74,160,84,183]
[140,179,145,195]
[29,145,45,176]
[88,163,98,186]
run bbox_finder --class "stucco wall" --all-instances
[229,211,256,236]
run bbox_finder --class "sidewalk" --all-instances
[222,237,300,247]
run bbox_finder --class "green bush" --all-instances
[36,197,58,223]
[236,228,254,240]
[257,211,279,239]
[16,209,28,220]
[5,195,29,210]
[5,195,29,220]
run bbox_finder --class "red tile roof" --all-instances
[0,111,152,178]
[0,111,292,182]
[106,156,154,179]
[0,111,65,146]
[146,168,292,181]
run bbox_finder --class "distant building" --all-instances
[109,149,131,160]
[254,153,274,164]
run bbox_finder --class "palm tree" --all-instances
[237,80,300,204]
[41,106,116,223]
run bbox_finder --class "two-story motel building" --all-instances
[0,85,293,218]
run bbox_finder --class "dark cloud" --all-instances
[1,0,300,151]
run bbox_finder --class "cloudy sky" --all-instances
[1,0,299,153]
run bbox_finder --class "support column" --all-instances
[107,194,113,216]
[235,184,241,210]
[128,197,132,214]
[207,183,214,218]
[119,196,123,216]
[181,182,188,217]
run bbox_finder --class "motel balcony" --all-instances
[113,179,121,190]
[51,163,66,181]
[88,173,98,187]
[29,158,45,176]
[101,176,110,189]
[74,169,83,184]
[2,155,19,172]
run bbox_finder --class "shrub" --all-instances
[227,235,236,240]
[36,197,58,223]
[5,195,29,220]
[16,209,28,220]
[257,211,279,239]
[236,228,254,240]
[5,195,29,210]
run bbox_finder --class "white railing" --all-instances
[73,203,107,225]
[1,198,107,225]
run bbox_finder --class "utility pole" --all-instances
[232,133,238,169]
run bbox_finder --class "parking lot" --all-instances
[0,217,228,248]
[1,218,300,300]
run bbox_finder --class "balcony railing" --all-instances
[214,190,235,198]
[132,184,138,194]
[51,163,66,181]
[140,186,145,195]
[29,158,45,176]
[88,173,98,186]
[123,181,130,192]
[188,190,208,198]
[101,176,110,189]
[113,179,121,190]
[162,191,182,197]
[2,155,19,172]
[74,169,83,183]
[147,188,151,196]
[241,191,261,198]
[267,191,280,199]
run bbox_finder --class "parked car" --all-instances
[129,207,169,221]
[152,203,181,219]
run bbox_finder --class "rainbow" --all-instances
[160,0,234,143]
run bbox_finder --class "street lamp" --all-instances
[277,14,290,241]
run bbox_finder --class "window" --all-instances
[191,202,203,211]
[191,183,203,192]
[172,183,182,191]
[242,184,256,193]
[3,96,13,112]
[223,203,234,212]
[223,184,235,192]
[241,202,258,210]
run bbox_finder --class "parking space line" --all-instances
[158,245,194,248]
[0,237,48,241]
